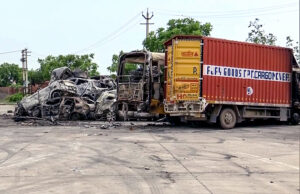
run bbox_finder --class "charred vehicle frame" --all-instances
[15,67,117,121]
[116,50,165,120]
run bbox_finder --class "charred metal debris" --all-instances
[15,67,117,122]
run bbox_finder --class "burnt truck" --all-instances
[164,35,300,129]
[116,50,165,120]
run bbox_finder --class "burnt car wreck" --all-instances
[15,67,116,121]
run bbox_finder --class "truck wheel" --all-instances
[219,108,237,129]
[291,113,299,125]
[168,117,181,125]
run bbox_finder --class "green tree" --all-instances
[286,36,299,64]
[28,69,44,85]
[107,51,124,77]
[107,50,142,78]
[143,18,213,52]
[38,54,99,81]
[0,63,22,87]
[246,18,277,45]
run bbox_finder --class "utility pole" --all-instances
[21,48,31,94]
[141,8,154,39]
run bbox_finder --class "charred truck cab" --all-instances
[116,50,165,120]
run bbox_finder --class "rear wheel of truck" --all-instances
[168,116,181,125]
[219,108,237,129]
[290,112,300,125]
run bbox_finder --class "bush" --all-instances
[6,93,24,102]
[9,84,23,89]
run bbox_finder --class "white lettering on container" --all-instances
[203,64,290,82]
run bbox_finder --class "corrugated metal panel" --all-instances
[202,37,292,106]
[166,39,201,102]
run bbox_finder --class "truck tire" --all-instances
[291,112,299,125]
[219,108,237,129]
[168,116,181,125]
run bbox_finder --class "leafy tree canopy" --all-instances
[0,63,22,87]
[107,51,124,76]
[286,36,300,64]
[107,50,139,78]
[246,18,277,45]
[38,54,99,81]
[143,18,213,52]
[28,69,44,85]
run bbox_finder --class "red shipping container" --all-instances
[202,37,292,107]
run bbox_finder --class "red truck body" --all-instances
[202,37,292,107]
[164,35,299,128]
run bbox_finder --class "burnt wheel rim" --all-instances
[107,112,116,122]
[51,91,61,98]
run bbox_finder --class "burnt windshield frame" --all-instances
[118,52,147,83]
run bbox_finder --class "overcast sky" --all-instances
[0,0,299,74]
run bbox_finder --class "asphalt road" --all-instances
[0,116,299,194]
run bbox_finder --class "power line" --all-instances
[155,6,298,18]
[31,51,47,58]
[96,19,144,48]
[0,50,22,55]
[74,11,143,54]
[74,18,143,54]
[150,1,297,15]
[76,18,144,53]
[155,7,298,19]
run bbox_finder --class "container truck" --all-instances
[116,50,165,120]
[164,35,300,129]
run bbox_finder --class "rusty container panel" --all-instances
[166,39,201,102]
[202,37,292,107]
